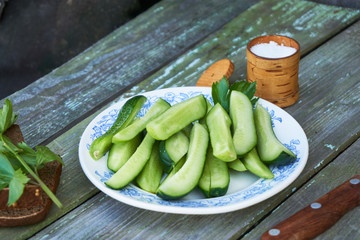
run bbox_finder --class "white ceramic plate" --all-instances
[79,87,308,214]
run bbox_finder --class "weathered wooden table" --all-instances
[1,0,359,239]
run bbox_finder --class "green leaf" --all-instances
[230,80,257,100]
[17,142,37,168]
[211,76,230,112]
[0,180,7,191]
[35,146,63,168]
[7,169,30,206]
[0,153,15,184]
[0,99,18,134]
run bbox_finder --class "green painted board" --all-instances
[1,0,259,148]
[243,138,360,240]
[7,5,359,240]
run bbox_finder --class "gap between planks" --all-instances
[237,133,360,239]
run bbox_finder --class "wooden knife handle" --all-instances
[261,175,360,240]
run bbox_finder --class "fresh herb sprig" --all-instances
[0,99,63,208]
[211,76,258,112]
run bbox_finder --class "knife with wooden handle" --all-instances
[261,175,360,240]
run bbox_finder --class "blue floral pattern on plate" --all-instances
[79,87,308,214]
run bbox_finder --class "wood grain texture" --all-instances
[245,139,360,240]
[21,10,360,240]
[122,0,359,99]
[0,0,259,148]
[261,175,360,240]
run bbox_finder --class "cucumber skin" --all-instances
[158,140,174,173]
[89,95,146,160]
[105,133,156,189]
[157,123,209,200]
[159,131,189,173]
[254,104,296,165]
[146,95,207,140]
[230,90,257,157]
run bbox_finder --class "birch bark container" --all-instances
[247,35,300,108]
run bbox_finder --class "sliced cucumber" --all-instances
[146,95,207,140]
[107,133,143,172]
[254,104,296,164]
[160,157,186,187]
[241,148,274,179]
[206,103,237,162]
[227,159,247,172]
[199,146,230,198]
[199,99,213,130]
[136,141,163,193]
[105,133,156,189]
[230,90,257,157]
[157,123,209,200]
[89,95,146,160]
[159,130,189,173]
[112,98,170,142]
[181,124,193,138]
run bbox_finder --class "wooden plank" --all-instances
[16,4,360,240]
[1,0,259,148]
[122,0,360,98]
[243,138,360,240]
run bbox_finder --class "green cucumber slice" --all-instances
[112,98,170,142]
[160,157,186,187]
[199,99,213,130]
[241,148,274,179]
[107,133,143,172]
[227,159,247,172]
[105,133,156,189]
[136,141,163,193]
[157,123,209,200]
[89,95,146,160]
[199,146,230,198]
[254,104,296,164]
[230,90,257,157]
[159,130,189,173]
[206,103,237,162]
[146,95,207,140]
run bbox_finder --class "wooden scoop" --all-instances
[261,175,360,240]
[196,59,234,86]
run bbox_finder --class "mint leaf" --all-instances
[211,76,230,112]
[0,153,15,184]
[35,146,63,168]
[8,169,30,206]
[0,99,18,134]
[0,153,29,205]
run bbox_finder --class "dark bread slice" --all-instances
[0,124,62,227]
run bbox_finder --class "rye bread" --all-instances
[0,124,62,227]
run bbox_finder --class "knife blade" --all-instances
[261,175,360,240]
